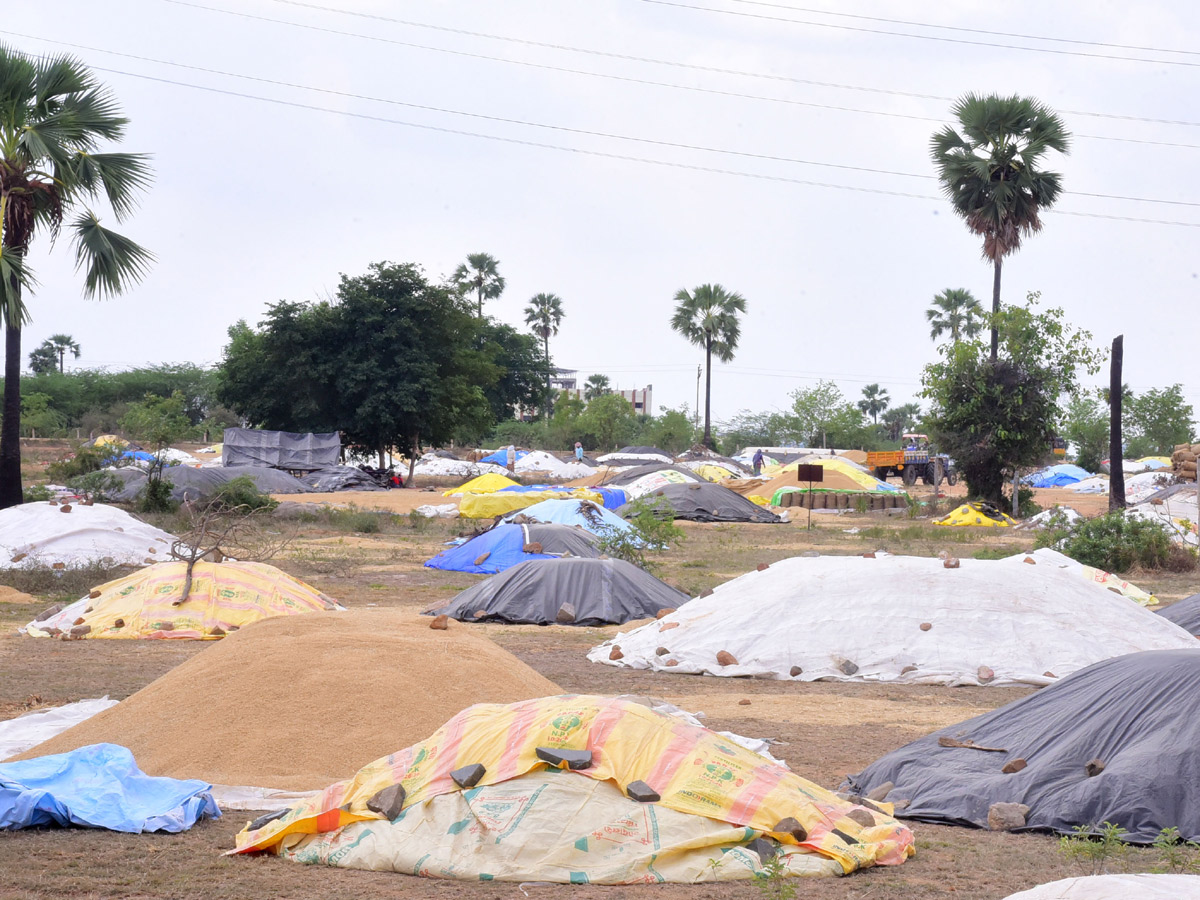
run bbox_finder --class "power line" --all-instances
[66,65,1200,227]
[162,0,1200,128]
[15,28,1196,154]
[724,0,1199,57]
[642,0,1200,68]
[14,31,1199,209]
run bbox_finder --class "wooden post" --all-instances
[1012,469,1019,519]
[1109,335,1126,511]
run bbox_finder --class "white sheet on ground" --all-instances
[0,698,120,761]
[1002,874,1200,900]
[0,502,175,568]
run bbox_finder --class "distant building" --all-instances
[555,369,652,414]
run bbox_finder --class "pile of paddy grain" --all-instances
[20,609,560,791]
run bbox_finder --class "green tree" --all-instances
[790,380,869,448]
[922,293,1102,504]
[44,334,80,373]
[881,402,922,442]
[0,45,153,508]
[670,283,746,449]
[926,288,984,343]
[27,343,57,376]
[450,252,505,318]
[584,373,611,401]
[931,94,1070,360]
[642,406,696,455]
[20,391,65,436]
[717,409,795,455]
[523,292,564,418]
[858,383,890,424]
[1126,385,1195,456]
[120,391,192,449]
[579,392,637,451]
[1064,393,1108,473]
[547,390,585,447]
[476,321,548,431]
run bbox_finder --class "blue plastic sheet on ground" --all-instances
[1023,464,1092,488]
[0,743,220,833]
[503,498,639,540]
[480,448,529,466]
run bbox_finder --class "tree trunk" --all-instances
[1109,335,1125,510]
[544,335,552,419]
[0,322,23,509]
[703,338,713,449]
[990,257,1002,361]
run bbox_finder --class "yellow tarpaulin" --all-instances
[25,560,341,640]
[459,489,603,519]
[234,695,914,878]
[934,502,1016,528]
[443,472,519,497]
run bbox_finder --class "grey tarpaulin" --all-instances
[112,466,308,502]
[222,428,340,471]
[299,467,383,492]
[844,649,1200,842]
[619,482,782,523]
[1156,594,1200,636]
[425,557,688,626]
[605,464,705,487]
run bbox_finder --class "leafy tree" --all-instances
[523,292,564,417]
[858,383,891,424]
[716,409,795,455]
[790,380,870,448]
[926,288,984,343]
[120,391,193,449]
[931,94,1069,360]
[20,391,65,436]
[579,392,637,451]
[670,283,746,449]
[922,293,1102,504]
[28,343,57,376]
[881,402,922,442]
[584,373,611,401]
[1126,385,1195,456]
[547,390,586,447]
[1064,393,1108,473]
[0,45,153,508]
[475,321,547,432]
[450,252,505,317]
[642,405,696,455]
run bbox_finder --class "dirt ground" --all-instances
[0,476,1196,899]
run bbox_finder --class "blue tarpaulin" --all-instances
[424,523,601,574]
[1023,464,1092,488]
[0,743,220,833]
[480,448,529,466]
[503,498,640,542]
[496,484,627,510]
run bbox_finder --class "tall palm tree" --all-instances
[584,373,610,401]
[450,252,505,317]
[46,333,80,373]
[926,288,984,343]
[523,292,564,417]
[0,46,153,508]
[670,283,746,449]
[858,383,890,424]
[931,93,1069,360]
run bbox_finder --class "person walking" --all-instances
[752,448,765,477]
[574,441,584,462]
[506,444,516,474]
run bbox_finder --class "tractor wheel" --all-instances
[902,465,918,486]
[946,470,958,486]
[875,468,891,482]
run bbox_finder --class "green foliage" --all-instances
[926,288,984,343]
[450,252,505,317]
[1057,822,1131,876]
[671,283,747,447]
[790,380,872,449]
[208,476,278,513]
[858,384,890,424]
[583,374,611,401]
[1152,827,1200,874]
[20,392,67,436]
[475,321,548,433]
[22,483,53,502]
[487,419,548,449]
[641,406,696,455]
[46,445,108,483]
[66,470,124,502]
[1065,393,1109,473]
[598,495,684,572]
[881,402,922,442]
[922,293,1103,503]
[136,460,178,514]
[1031,507,1077,549]
[28,343,58,376]
[1126,385,1196,456]
[1008,484,1042,519]
[579,392,638,451]
[1051,512,1195,574]
[717,409,794,455]
[752,846,797,900]
[120,391,193,448]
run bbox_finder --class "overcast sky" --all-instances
[8,0,1199,429]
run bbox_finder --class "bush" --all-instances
[136,459,178,514]
[22,484,54,502]
[1007,484,1042,519]
[599,495,684,572]
[208,476,278,513]
[66,470,125,502]
[46,445,109,483]
[1051,512,1195,573]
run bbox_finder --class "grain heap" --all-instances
[1174,442,1199,481]
[20,609,560,791]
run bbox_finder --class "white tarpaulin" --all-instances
[1006,547,1157,605]
[0,698,120,761]
[275,768,843,882]
[1002,875,1200,899]
[589,554,1199,686]
[0,502,175,568]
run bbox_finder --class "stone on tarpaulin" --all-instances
[626,780,660,803]
[535,747,593,770]
[366,784,407,820]
[716,650,738,666]
[987,802,1030,831]
[451,763,486,789]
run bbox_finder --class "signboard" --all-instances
[796,464,825,483]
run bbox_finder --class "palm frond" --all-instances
[67,151,152,219]
[0,244,33,326]
[70,212,153,299]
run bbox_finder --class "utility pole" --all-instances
[1109,335,1126,511]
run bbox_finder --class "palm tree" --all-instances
[523,292,564,417]
[926,288,984,343]
[45,334,81,373]
[882,402,921,441]
[931,93,1069,360]
[0,46,153,508]
[858,384,890,424]
[27,342,57,375]
[583,373,610,401]
[450,252,505,317]
[670,283,746,449]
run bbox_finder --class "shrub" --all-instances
[22,484,54,502]
[46,445,109,483]
[208,476,278,513]
[1052,512,1195,573]
[66,470,125,503]
[136,459,177,514]
[598,495,684,572]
